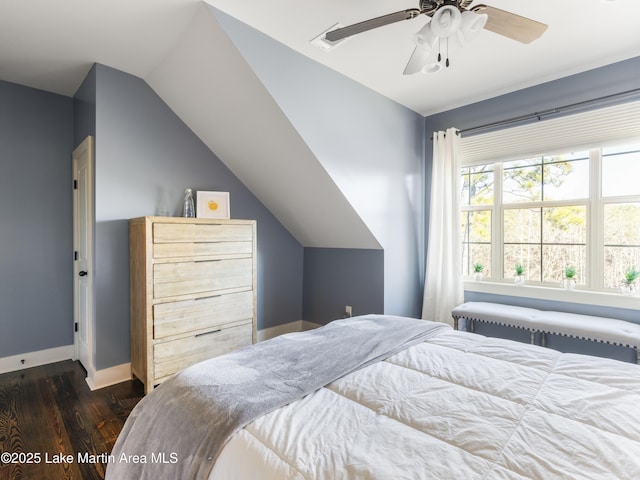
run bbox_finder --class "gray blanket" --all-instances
[106,315,449,480]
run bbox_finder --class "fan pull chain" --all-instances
[437,38,441,63]
[446,38,450,68]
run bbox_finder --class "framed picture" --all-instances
[196,191,230,219]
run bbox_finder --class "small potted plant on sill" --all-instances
[561,266,577,290]
[514,263,525,285]
[472,263,484,281]
[620,266,640,295]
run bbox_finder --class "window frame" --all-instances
[461,142,640,308]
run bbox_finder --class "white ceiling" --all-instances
[207,0,640,116]
[0,0,201,96]
[1,1,638,115]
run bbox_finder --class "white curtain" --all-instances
[422,127,463,326]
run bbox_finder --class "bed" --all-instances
[107,315,640,480]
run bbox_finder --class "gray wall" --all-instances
[78,64,303,370]
[6,50,637,368]
[213,9,426,319]
[73,64,96,144]
[425,56,640,137]
[425,56,640,359]
[0,81,73,357]
[303,248,384,325]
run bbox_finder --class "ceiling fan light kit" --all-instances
[407,8,488,75]
[430,6,462,38]
[460,10,488,42]
[414,21,439,51]
[403,44,439,75]
[323,1,547,75]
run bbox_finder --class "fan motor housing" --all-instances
[420,1,439,12]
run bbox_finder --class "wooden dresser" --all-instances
[129,216,256,393]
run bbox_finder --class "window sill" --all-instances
[464,280,640,311]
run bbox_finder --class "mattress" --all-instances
[210,328,640,479]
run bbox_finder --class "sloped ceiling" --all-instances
[2,1,639,250]
[146,5,381,249]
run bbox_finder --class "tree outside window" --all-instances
[460,142,640,291]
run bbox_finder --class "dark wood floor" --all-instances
[0,361,143,480]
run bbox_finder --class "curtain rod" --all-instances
[458,88,640,136]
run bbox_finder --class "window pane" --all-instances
[461,210,491,277]
[543,206,587,244]
[504,208,540,243]
[502,154,589,203]
[604,203,640,245]
[461,168,471,206]
[503,164,541,203]
[504,245,541,281]
[468,210,491,242]
[542,158,589,200]
[461,166,494,206]
[604,246,640,289]
[467,244,491,277]
[603,144,640,198]
[542,245,586,284]
[604,202,640,289]
[469,170,494,205]
[504,206,586,284]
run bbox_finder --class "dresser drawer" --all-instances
[153,223,253,244]
[153,241,252,259]
[130,216,256,394]
[153,290,254,339]
[153,323,252,381]
[153,258,253,299]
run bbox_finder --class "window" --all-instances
[460,141,640,291]
[461,165,493,277]
[602,144,640,288]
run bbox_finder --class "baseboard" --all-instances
[0,345,75,375]
[1,324,323,382]
[257,320,322,342]
[85,362,132,391]
[301,320,322,331]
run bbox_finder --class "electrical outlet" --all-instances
[345,305,352,317]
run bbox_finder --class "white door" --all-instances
[73,136,94,373]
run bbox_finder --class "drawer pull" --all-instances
[196,329,222,338]
[194,294,222,301]
[195,259,222,263]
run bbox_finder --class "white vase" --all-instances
[561,278,576,290]
[514,274,525,286]
[620,282,636,295]
[473,272,484,281]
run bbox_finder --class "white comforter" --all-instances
[211,329,640,479]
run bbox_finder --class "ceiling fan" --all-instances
[324,0,548,75]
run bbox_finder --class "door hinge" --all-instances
[74,322,78,333]
[73,179,78,190]
[74,251,78,261]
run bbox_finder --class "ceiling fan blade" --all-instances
[473,5,548,44]
[325,9,420,42]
